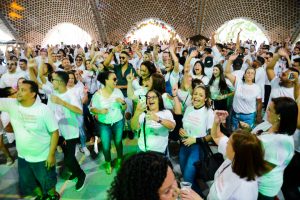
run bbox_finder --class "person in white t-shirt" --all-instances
[131,90,176,154]
[281,95,300,200]
[181,110,268,200]
[47,71,86,191]
[67,71,90,156]
[225,54,263,130]
[173,85,214,195]
[90,71,127,174]
[209,64,234,111]
[0,87,17,166]
[184,50,209,85]
[257,97,297,199]
[0,61,24,88]
[264,48,299,119]
[0,80,60,199]
[209,110,267,200]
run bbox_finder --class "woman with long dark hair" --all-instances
[90,71,127,174]
[208,64,233,111]
[173,84,214,195]
[256,97,297,199]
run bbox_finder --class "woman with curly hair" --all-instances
[107,152,179,200]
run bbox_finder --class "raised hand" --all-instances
[172,84,178,97]
[229,54,239,61]
[190,50,198,58]
[214,110,229,124]
[126,69,134,82]
[277,48,289,58]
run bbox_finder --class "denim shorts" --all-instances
[232,110,256,130]
[18,157,57,196]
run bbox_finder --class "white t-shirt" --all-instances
[233,78,261,114]
[138,110,175,153]
[0,112,15,143]
[162,93,174,111]
[0,72,24,88]
[232,69,244,80]
[212,45,224,65]
[209,77,233,100]
[90,88,124,124]
[177,89,192,111]
[182,106,214,138]
[258,133,294,197]
[264,77,294,120]
[255,67,266,102]
[165,70,180,90]
[47,89,82,140]
[0,98,58,162]
[191,74,209,85]
[82,70,99,94]
[207,136,259,200]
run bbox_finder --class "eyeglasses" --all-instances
[119,56,126,60]
[146,95,158,100]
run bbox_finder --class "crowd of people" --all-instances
[0,29,300,200]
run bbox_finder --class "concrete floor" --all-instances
[0,138,139,200]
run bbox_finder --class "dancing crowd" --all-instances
[0,30,300,200]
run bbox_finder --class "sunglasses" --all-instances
[119,56,126,60]
[112,78,117,81]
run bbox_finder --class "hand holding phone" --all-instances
[288,72,296,81]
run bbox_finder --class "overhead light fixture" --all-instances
[10,2,25,11]
[8,1,25,20]
[9,11,23,19]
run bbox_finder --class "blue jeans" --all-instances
[179,143,203,194]
[232,110,256,131]
[77,115,87,148]
[18,157,57,196]
[98,119,124,162]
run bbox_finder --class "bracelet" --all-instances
[121,102,126,105]
[172,95,177,98]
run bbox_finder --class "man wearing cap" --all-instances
[202,47,214,78]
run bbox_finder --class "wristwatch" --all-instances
[157,117,162,123]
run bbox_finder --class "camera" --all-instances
[288,72,295,80]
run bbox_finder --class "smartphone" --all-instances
[288,72,295,80]
[139,97,147,110]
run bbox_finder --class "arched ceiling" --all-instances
[0,0,299,44]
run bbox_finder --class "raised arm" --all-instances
[184,50,198,74]
[126,69,137,100]
[211,110,228,145]
[131,102,145,131]
[266,48,289,81]
[235,29,242,52]
[211,32,216,47]
[169,39,179,73]
[153,45,159,63]
[172,85,182,115]
[224,54,238,85]
[103,45,121,69]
